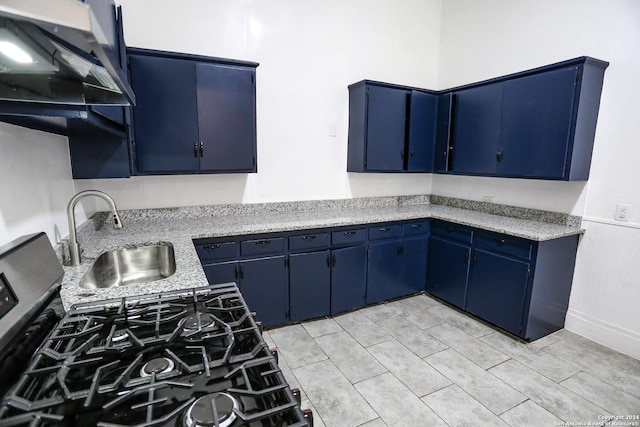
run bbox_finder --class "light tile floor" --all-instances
[262,294,640,427]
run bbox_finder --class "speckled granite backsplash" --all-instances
[88,195,428,225]
[90,194,578,226]
[429,196,581,227]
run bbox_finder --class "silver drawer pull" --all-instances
[301,235,316,240]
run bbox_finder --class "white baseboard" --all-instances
[564,308,640,360]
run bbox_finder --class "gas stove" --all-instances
[0,234,312,427]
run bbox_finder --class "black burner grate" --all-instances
[0,284,309,427]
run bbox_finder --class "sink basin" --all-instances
[80,243,176,289]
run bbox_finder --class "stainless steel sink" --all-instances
[80,243,176,289]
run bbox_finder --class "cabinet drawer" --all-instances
[431,221,472,243]
[402,221,430,236]
[196,241,238,262]
[288,233,329,252]
[474,233,533,260]
[240,237,285,256]
[368,225,402,240]
[331,229,367,246]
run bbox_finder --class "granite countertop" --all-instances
[59,197,583,310]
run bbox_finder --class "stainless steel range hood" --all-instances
[0,0,135,106]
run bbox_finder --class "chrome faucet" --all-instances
[67,190,123,266]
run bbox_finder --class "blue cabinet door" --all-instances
[399,236,428,296]
[498,66,578,178]
[450,84,503,175]
[196,63,257,172]
[407,91,437,172]
[202,261,238,285]
[434,93,453,173]
[426,236,470,309]
[331,246,367,314]
[240,257,288,327]
[466,250,530,336]
[366,240,403,304]
[289,251,331,321]
[366,85,408,171]
[129,55,199,173]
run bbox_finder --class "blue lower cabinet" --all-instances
[202,257,288,327]
[239,257,288,327]
[426,236,471,309]
[202,261,238,284]
[197,218,578,341]
[399,236,429,295]
[331,246,367,314]
[366,240,403,304]
[367,234,429,304]
[289,251,331,321]
[465,250,530,336]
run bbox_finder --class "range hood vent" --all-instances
[0,0,135,106]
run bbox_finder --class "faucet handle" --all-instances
[113,213,123,229]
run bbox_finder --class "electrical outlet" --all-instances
[482,196,494,203]
[615,204,631,222]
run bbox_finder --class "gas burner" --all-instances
[183,392,240,427]
[181,313,218,333]
[140,357,175,377]
[111,330,129,343]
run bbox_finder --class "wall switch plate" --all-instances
[482,196,494,203]
[615,203,631,222]
[328,123,337,137]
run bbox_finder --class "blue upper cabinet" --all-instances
[129,54,199,173]
[196,63,257,172]
[363,84,407,171]
[350,57,607,180]
[450,83,504,175]
[407,91,437,171]
[445,57,608,180]
[498,66,579,179]
[347,81,438,173]
[128,48,258,175]
[68,1,132,179]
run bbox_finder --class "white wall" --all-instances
[437,0,640,358]
[0,123,86,246]
[2,0,441,243]
[76,0,443,211]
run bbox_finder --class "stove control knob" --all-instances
[270,348,279,364]
[303,409,314,427]
[292,388,302,405]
